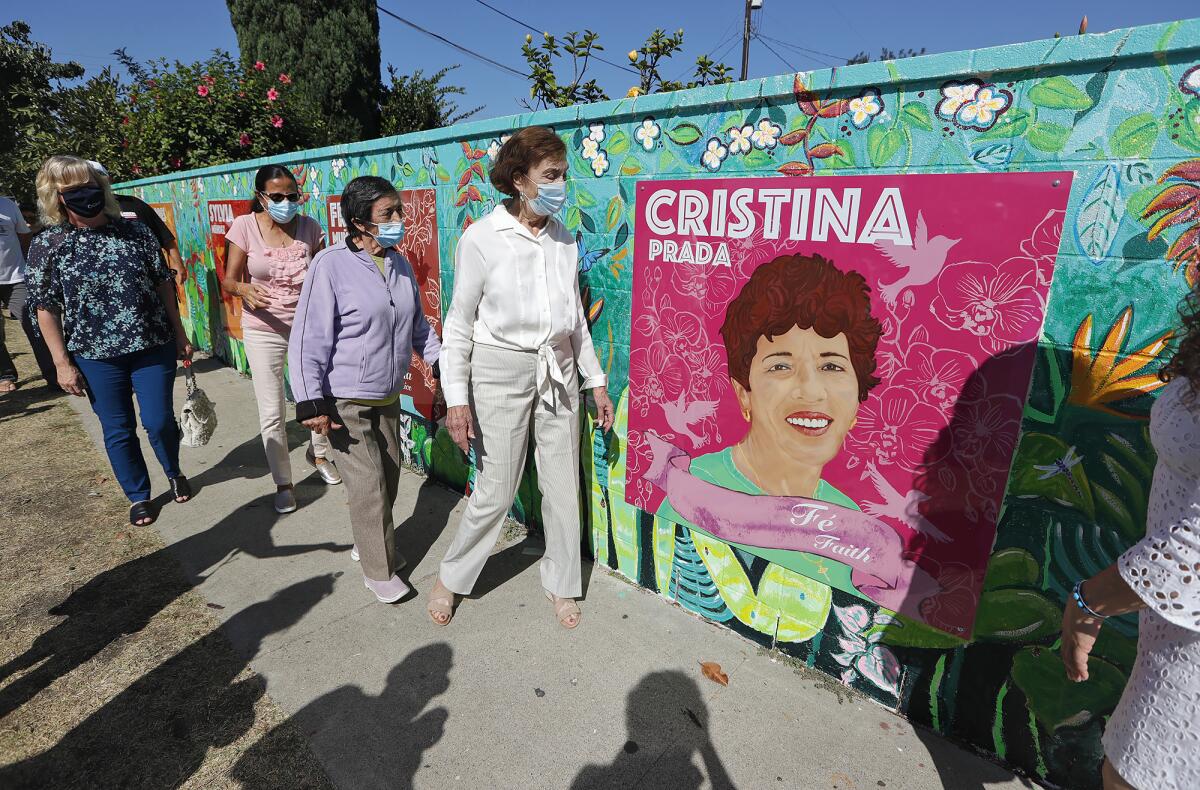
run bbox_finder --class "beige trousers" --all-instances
[439,343,584,598]
[242,327,329,486]
[329,399,405,581]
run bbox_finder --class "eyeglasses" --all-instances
[259,191,301,203]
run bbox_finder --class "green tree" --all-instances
[846,47,927,65]
[379,65,481,137]
[0,21,84,204]
[225,0,382,144]
[520,27,733,110]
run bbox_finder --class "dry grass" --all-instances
[0,330,332,789]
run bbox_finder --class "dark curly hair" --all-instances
[721,254,883,402]
[1160,277,1200,403]
[489,126,566,197]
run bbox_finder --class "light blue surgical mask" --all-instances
[369,222,405,248]
[265,197,300,223]
[525,180,567,217]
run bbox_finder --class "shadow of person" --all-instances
[394,477,465,579]
[0,479,349,718]
[571,670,734,790]
[232,642,453,790]
[0,575,336,790]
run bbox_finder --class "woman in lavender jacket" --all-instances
[288,176,441,604]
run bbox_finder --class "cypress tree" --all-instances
[225,0,382,144]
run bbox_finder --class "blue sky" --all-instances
[13,1,1198,123]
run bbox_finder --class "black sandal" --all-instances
[170,476,192,503]
[130,501,159,526]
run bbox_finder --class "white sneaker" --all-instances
[363,574,412,603]
[350,544,360,562]
[274,489,297,514]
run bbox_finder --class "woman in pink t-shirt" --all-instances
[222,164,342,514]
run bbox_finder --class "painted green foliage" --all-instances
[122,19,1200,790]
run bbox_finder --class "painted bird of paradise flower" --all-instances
[1068,307,1173,417]
[1142,159,1200,287]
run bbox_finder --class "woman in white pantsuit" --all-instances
[429,126,614,629]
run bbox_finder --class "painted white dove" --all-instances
[874,212,960,306]
[861,462,953,543]
[661,393,719,449]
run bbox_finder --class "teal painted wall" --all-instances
[119,19,1200,788]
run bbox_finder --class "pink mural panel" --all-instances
[626,172,1072,635]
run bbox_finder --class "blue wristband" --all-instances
[1072,580,1107,619]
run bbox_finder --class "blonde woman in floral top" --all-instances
[26,156,193,527]
[222,164,340,515]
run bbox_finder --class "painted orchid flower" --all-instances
[635,117,661,151]
[848,89,884,129]
[727,124,754,155]
[750,118,782,149]
[702,137,728,171]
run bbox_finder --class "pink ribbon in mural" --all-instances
[643,431,942,613]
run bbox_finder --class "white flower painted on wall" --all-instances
[750,118,782,149]
[581,137,601,161]
[1180,64,1200,97]
[635,117,661,151]
[487,133,512,162]
[331,158,346,178]
[590,150,611,177]
[702,137,728,171]
[727,124,754,155]
[588,123,606,143]
[848,88,884,129]
[935,79,1013,132]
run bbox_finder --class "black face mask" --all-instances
[60,185,105,218]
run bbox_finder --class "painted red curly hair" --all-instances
[720,253,883,402]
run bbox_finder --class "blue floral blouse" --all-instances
[26,218,175,360]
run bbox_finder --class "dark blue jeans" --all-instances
[76,342,182,503]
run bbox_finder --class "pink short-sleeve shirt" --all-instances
[226,213,323,333]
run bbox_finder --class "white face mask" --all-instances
[523,179,567,217]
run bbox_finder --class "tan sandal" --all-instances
[545,590,581,630]
[427,578,457,626]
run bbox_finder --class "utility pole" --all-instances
[741,0,763,81]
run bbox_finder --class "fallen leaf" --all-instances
[699,661,729,686]
[206,602,226,610]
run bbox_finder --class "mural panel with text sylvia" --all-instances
[627,173,1072,635]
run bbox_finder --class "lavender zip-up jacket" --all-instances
[288,238,441,421]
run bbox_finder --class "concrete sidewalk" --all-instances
[65,355,1031,790]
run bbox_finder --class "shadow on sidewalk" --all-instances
[232,642,453,790]
[0,576,336,789]
[571,670,734,790]
[0,474,348,718]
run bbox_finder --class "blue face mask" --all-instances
[525,180,567,217]
[369,222,405,248]
[264,197,300,223]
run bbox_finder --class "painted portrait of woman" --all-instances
[657,252,884,595]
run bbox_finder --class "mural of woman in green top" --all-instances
[658,253,883,597]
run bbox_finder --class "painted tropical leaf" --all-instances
[1074,165,1123,263]
[672,530,733,622]
[975,108,1030,141]
[972,588,1062,642]
[1008,432,1095,517]
[1011,647,1126,730]
[607,389,639,580]
[1028,76,1093,110]
[1111,113,1159,159]
[982,547,1040,590]
[901,101,932,130]
[875,615,969,649]
[689,532,831,642]
[867,125,904,167]
[1092,480,1139,542]
[581,410,610,566]
[652,515,676,597]
[666,123,703,145]
[1068,307,1173,416]
[971,143,1013,168]
[1027,122,1070,153]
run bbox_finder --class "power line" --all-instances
[672,21,739,83]
[755,33,849,65]
[753,33,796,73]
[377,4,529,80]
[469,0,639,75]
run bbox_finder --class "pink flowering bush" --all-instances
[121,50,316,176]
